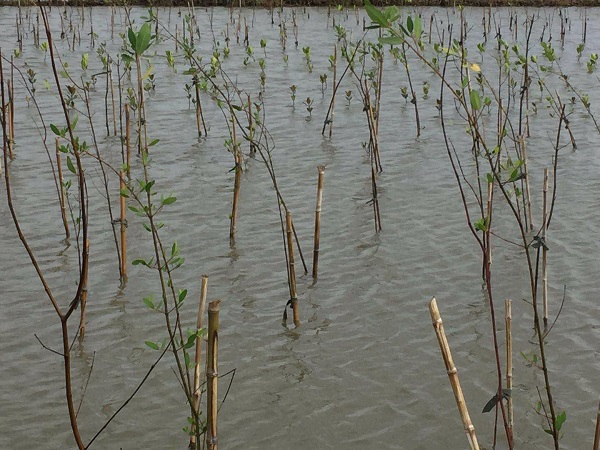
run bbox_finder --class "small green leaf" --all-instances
[407,16,414,33]
[178,289,188,303]
[379,36,404,46]
[50,124,61,136]
[143,296,154,309]
[145,340,159,350]
[120,188,129,198]
[470,89,481,110]
[132,259,147,266]
[555,410,566,432]
[66,156,76,174]
[162,196,176,205]
[364,0,387,28]
[148,138,160,147]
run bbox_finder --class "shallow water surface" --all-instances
[1,5,600,449]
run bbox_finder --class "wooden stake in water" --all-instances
[120,170,127,283]
[429,298,480,450]
[312,165,325,279]
[542,168,549,327]
[190,274,208,449]
[286,210,300,327]
[79,239,90,339]
[55,137,70,239]
[505,299,513,440]
[207,299,220,450]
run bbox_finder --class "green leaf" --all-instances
[142,223,151,232]
[555,411,566,432]
[145,340,159,350]
[171,241,179,257]
[162,196,176,205]
[50,124,61,136]
[470,89,481,110]
[183,333,196,349]
[379,36,404,46]
[148,138,160,147]
[135,23,152,56]
[127,28,136,50]
[132,259,147,266]
[120,188,129,198]
[66,156,76,174]
[178,289,188,303]
[413,15,422,39]
[143,296,154,309]
[364,0,387,28]
[406,16,414,33]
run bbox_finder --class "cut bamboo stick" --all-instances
[506,299,513,440]
[428,298,480,450]
[190,274,208,448]
[79,239,90,339]
[207,299,220,450]
[55,137,70,239]
[312,165,325,279]
[542,168,549,328]
[286,210,300,327]
[120,170,127,283]
[593,396,600,450]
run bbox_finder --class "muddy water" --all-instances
[1,5,599,449]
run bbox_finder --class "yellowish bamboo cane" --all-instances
[506,299,513,440]
[286,210,300,327]
[190,274,208,448]
[312,165,325,279]
[429,298,480,450]
[207,300,220,450]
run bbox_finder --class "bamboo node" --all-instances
[447,367,458,375]
[207,370,219,378]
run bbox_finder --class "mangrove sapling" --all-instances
[119,170,127,283]
[505,299,513,441]
[542,168,549,328]
[429,298,481,450]
[55,137,70,239]
[328,45,337,138]
[229,107,242,243]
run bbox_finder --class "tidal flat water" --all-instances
[1,5,600,449]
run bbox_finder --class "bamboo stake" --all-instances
[120,170,127,283]
[229,111,242,242]
[109,66,117,135]
[312,165,325,279]
[522,135,534,231]
[125,103,131,179]
[286,210,300,327]
[542,168,549,328]
[190,274,208,448]
[593,396,600,450]
[206,300,220,450]
[79,239,90,339]
[328,45,337,139]
[55,137,70,239]
[506,299,513,440]
[429,298,480,450]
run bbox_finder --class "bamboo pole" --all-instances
[125,103,131,179]
[206,300,220,450]
[79,239,90,339]
[120,170,127,283]
[542,168,549,328]
[506,299,513,440]
[55,137,70,239]
[109,66,117,136]
[190,274,208,448]
[328,45,337,139]
[593,396,600,450]
[229,111,242,242]
[428,298,480,450]
[286,210,300,327]
[312,165,325,279]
